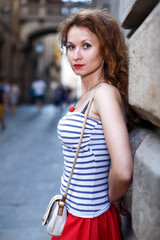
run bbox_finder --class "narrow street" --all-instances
[0,104,66,240]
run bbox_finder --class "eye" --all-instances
[83,43,91,49]
[66,44,75,50]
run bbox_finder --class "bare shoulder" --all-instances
[94,82,121,104]
[92,82,125,123]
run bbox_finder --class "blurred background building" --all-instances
[0,0,111,103]
[0,0,160,239]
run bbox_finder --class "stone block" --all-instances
[128,3,160,127]
[123,127,152,211]
[121,127,152,239]
[119,0,159,29]
[129,127,153,157]
[110,0,120,20]
[132,133,160,240]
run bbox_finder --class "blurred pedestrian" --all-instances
[31,79,46,111]
[0,81,7,130]
[3,79,10,111]
[53,83,67,112]
[9,82,20,114]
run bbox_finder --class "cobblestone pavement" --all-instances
[0,104,66,240]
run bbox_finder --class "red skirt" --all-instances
[51,205,121,240]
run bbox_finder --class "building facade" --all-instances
[0,0,111,102]
[118,1,160,239]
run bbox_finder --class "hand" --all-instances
[111,197,131,216]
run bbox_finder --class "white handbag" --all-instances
[42,96,94,236]
[42,195,67,236]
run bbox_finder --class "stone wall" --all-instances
[119,0,160,239]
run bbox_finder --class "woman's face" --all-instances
[66,26,104,78]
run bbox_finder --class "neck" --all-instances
[81,74,104,94]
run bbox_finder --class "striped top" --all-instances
[57,111,111,218]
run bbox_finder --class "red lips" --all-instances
[74,64,84,69]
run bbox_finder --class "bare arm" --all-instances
[94,84,133,213]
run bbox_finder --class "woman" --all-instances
[52,9,135,240]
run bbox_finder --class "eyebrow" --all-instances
[67,39,92,44]
[82,39,92,42]
[66,41,74,44]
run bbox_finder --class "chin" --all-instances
[73,69,83,76]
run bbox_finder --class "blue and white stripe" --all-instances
[57,112,111,218]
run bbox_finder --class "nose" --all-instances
[73,47,81,61]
